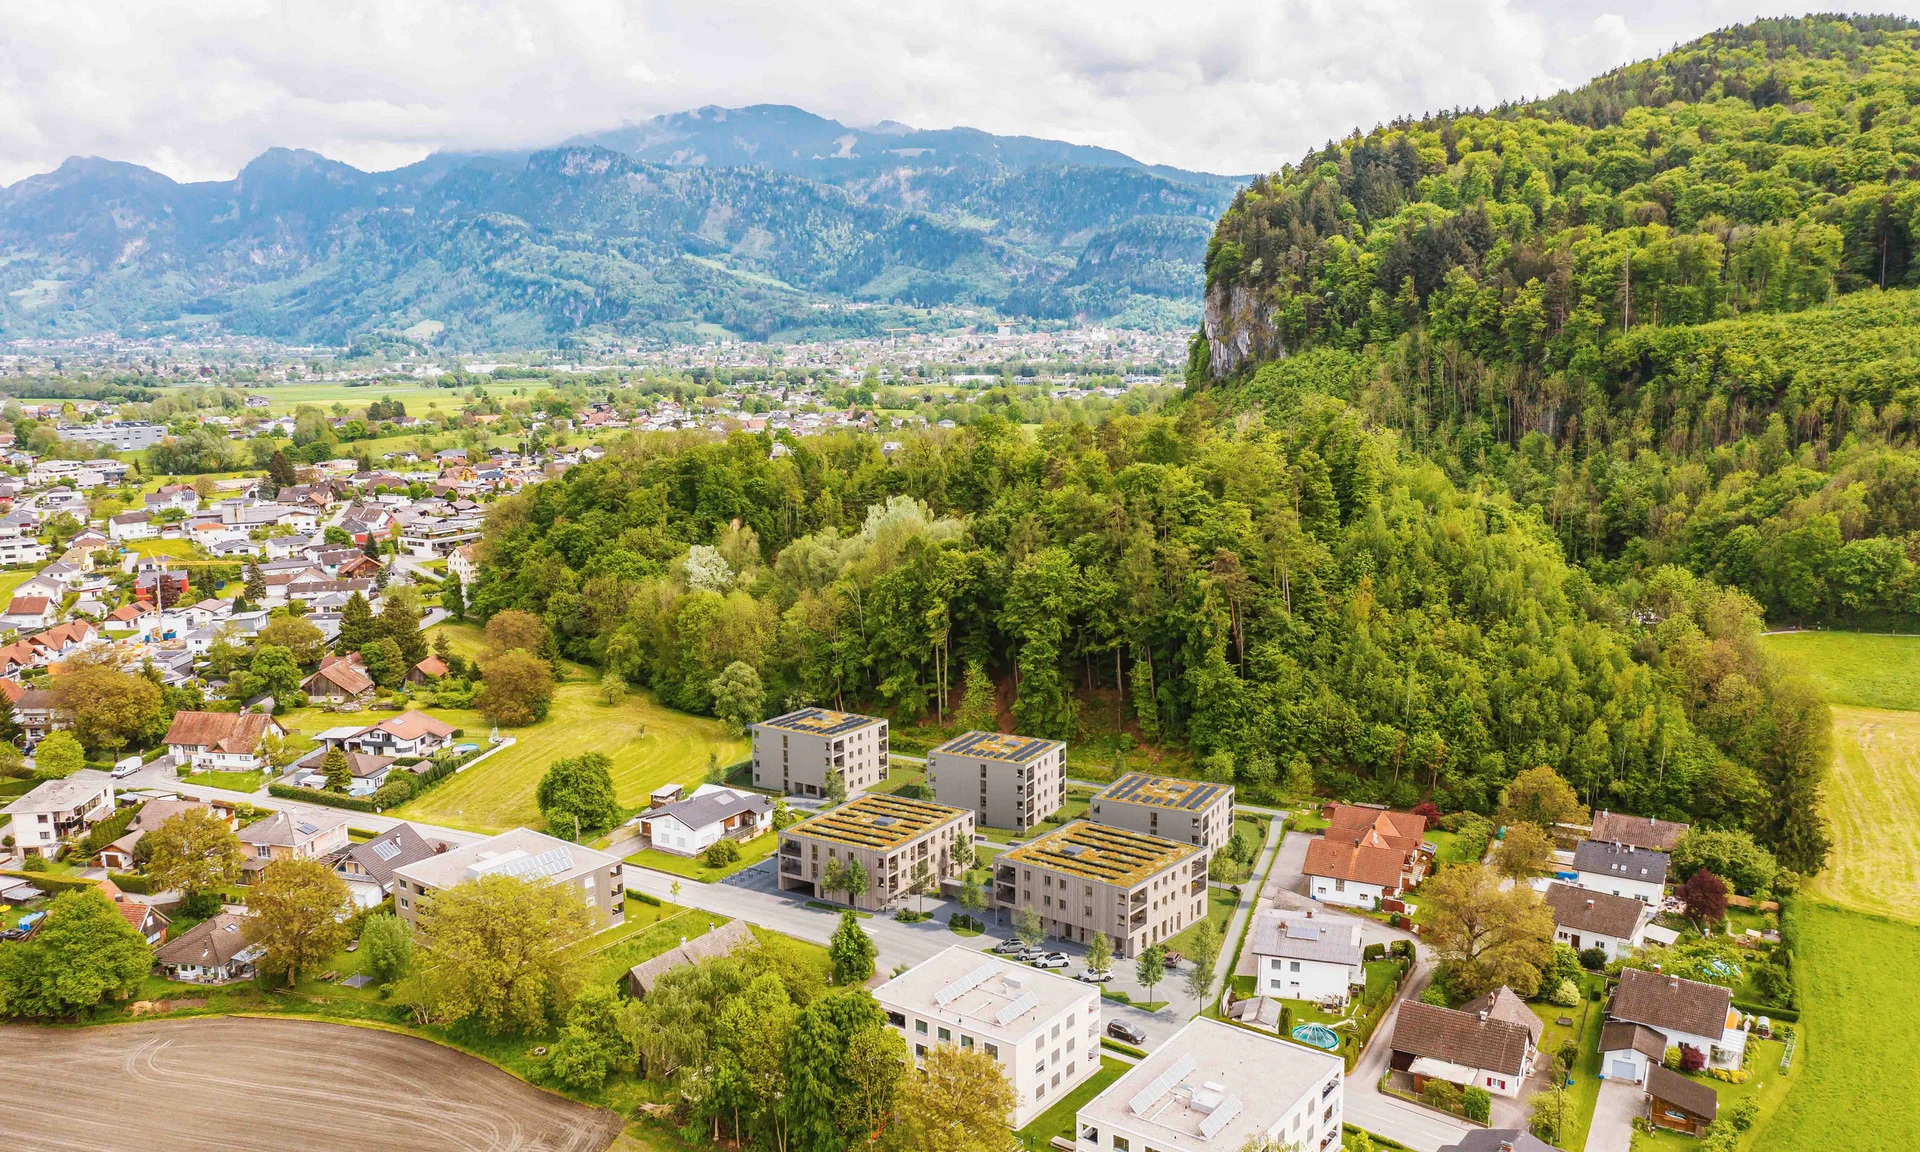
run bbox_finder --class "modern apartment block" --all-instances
[876,945,1102,1127]
[1088,773,1235,853]
[390,827,626,931]
[1075,1017,1344,1152]
[777,794,975,912]
[926,730,1067,832]
[751,707,890,798]
[995,820,1209,958]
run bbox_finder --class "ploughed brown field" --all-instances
[0,1017,624,1152]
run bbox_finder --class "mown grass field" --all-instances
[1759,630,1920,711]
[1808,706,1920,922]
[390,680,746,834]
[1754,904,1920,1152]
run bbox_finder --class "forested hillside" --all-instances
[1198,15,1920,625]
[467,414,1832,873]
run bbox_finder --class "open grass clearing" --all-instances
[623,833,779,882]
[1527,980,1604,1152]
[1163,883,1239,961]
[390,682,744,835]
[1806,706,1920,922]
[1753,903,1920,1152]
[1015,1056,1128,1147]
[1759,630,1920,711]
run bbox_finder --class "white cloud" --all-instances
[1,1,1917,185]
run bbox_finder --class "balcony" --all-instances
[780,858,805,876]
[995,886,1017,906]
[1190,878,1207,896]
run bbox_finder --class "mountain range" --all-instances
[0,105,1244,349]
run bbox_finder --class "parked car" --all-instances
[1030,953,1070,970]
[1015,947,1048,962]
[1077,969,1113,983]
[1106,1021,1147,1045]
[1162,950,1184,968]
[992,939,1028,955]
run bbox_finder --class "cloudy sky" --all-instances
[1,1,1913,185]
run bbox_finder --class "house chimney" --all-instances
[1586,899,1595,909]
[1669,976,1680,990]
[1478,1009,1489,1023]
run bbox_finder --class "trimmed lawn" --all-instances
[1758,630,1920,711]
[1164,884,1239,959]
[1638,1037,1796,1152]
[1807,705,1920,922]
[0,568,37,605]
[185,769,267,792]
[1753,903,1920,1152]
[128,538,206,560]
[1528,983,1604,1151]
[391,683,745,834]
[624,833,778,882]
[1016,1056,1127,1148]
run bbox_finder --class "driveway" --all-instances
[1585,1079,1641,1152]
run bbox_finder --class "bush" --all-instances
[1363,942,1387,963]
[1680,1044,1708,1073]
[19,855,47,873]
[1462,1086,1492,1124]
[1389,939,1414,959]
[267,781,379,812]
[628,890,661,907]
[1664,1046,1683,1071]
[1419,983,1451,1007]
[1549,978,1581,1007]
[1421,1080,1462,1113]
[107,873,152,894]
[1579,947,1608,971]
[1727,1098,1760,1132]
[703,839,742,869]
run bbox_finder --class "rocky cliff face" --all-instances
[1202,280,1284,378]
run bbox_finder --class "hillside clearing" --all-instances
[1806,706,1920,923]
[1759,631,1920,712]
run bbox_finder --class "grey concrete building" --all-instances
[777,794,975,911]
[1088,772,1235,853]
[752,707,890,798]
[390,827,626,931]
[995,820,1209,958]
[926,730,1066,833]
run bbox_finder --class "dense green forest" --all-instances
[467,414,1831,873]
[1199,15,1920,625]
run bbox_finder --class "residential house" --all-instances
[1,771,115,858]
[1606,968,1748,1068]
[1645,1065,1719,1136]
[237,810,352,879]
[1302,835,1405,909]
[114,896,171,946]
[163,711,285,771]
[344,710,457,758]
[634,784,772,856]
[94,798,238,871]
[1247,909,1364,1005]
[301,655,375,704]
[1590,811,1690,853]
[1323,804,1433,885]
[1388,989,1540,1098]
[1437,1133,1557,1152]
[109,510,155,541]
[390,827,625,930]
[1543,882,1650,961]
[877,945,1103,1127]
[13,688,72,741]
[144,484,200,514]
[447,544,477,583]
[156,913,262,983]
[2,597,55,631]
[625,919,755,999]
[1598,1021,1667,1085]
[1075,1017,1344,1152]
[405,656,448,685]
[1571,840,1670,905]
[331,822,442,908]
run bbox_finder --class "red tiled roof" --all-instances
[303,662,374,696]
[1303,836,1406,887]
[6,597,49,614]
[376,710,455,740]
[1324,804,1428,856]
[163,711,278,754]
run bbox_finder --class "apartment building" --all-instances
[1087,773,1234,853]
[390,827,627,931]
[926,730,1066,832]
[1075,1017,1344,1152]
[752,707,890,798]
[777,794,974,912]
[877,945,1102,1127]
[994,820,1209,958]
[1,770,115,859]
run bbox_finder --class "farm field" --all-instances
[391,680,746,834]
[1808,706,1920,922]
[1759,630,1920,711]
[1753,904,1920,1152]
[0,1017,623,1152]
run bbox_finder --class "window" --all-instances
[959,1036,972,1049]
[1334,878,1346,892]
[985,1043,998,1060]
[915,1020,928,1035]
[1035,1083,1045,1100]
[1112,1140,1129,1152]
[915,1044,926,1058]
[1290,961,1301,972]
[937,1027,951,1042]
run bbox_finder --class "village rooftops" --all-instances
[756,707,886,737]
[1248,910,1363,966]
[1095,772,1230,812]
[1608,968,1735,1039]
[785,794,969,851]
[929,730,1062,763]
[1591,810,1690,853]
[1000,820,1201,887]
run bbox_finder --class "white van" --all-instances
[110,755,145,779]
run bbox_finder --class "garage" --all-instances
[1599,1020,1664,1084]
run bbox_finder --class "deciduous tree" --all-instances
[414,873,594,1033]
[891,1043,1017,1152]
[30,730,86,778]
[1491,821,1555,880]
[1423,864,1556,998]
[143,808,245,897]
[475,649,554,726]
[1499,767,1587,831]
[249,857,353,988]
[830,909,876,985]
[535,751,621,837]
[0,888,152,1018]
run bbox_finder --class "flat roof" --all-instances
[757,707,887,738]
[785,794,970,851]
[1000,820,1200,888]
[392,826,622,890]
[875,945,1093,1040]
[1076,1018,1340,1149]
[929,730,1063,764]
[1096,772,1231,812]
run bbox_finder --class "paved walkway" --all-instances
[1585,1079,1640,1152]
[1207,811,1286,1004]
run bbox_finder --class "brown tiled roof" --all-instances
[1325,804,1428,855]
[163,711,277,754]
[1608,968,1733,1039]
[115,898,169,937]
[1544,882,1645,940]
[1462,986,1544,1046]
[1303,836,1405,887]
[410,657,448,678]
[1646,1064,1719,1120]
[1390,999,1534,1077]
[155,912,255,967]
[303,661,374,696]
[376,710,455,740]
[1591,811,1690,853]
[627,920,755,996]
[6,596,49,614]
[1600,1021,1666,1060]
